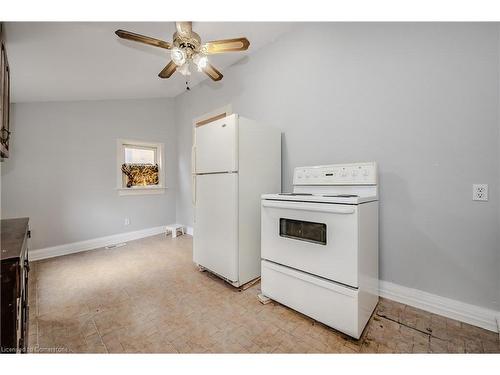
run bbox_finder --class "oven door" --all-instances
[261,199,359,287]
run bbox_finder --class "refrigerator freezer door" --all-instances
[194,114,238,174]
[193,173,239,282]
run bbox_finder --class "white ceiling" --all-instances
[5,22,296,103]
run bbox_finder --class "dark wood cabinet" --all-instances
[1,218,30,354]
[0,22,11,159]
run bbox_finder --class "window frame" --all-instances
[116,139,166,196]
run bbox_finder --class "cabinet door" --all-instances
[20,255,29,353]
[0,261,19,352]
[0,41,10,158]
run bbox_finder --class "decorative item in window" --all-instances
[121,164,159,188]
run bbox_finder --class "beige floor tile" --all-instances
[30,234,500,354]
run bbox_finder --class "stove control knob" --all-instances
[363,169,369,176]
[341,170,347,177]
[351,170,358,177]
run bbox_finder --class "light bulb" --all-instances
[178,63,191,76]
[171,47,186,66]
[192,53,208,71]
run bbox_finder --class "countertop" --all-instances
[1,218,29,261]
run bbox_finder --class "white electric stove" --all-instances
[260,162,379,339]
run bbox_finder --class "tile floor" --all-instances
[27,234,500,354]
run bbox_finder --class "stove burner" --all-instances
[322,194,359,198]
[279,193,314,196]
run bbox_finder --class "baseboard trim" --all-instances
[30,225,169,261]
[379,280,500,333]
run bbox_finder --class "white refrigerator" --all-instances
[192,114,281,287]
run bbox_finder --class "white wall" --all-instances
[175,23,500,311]
[1,98,177,249]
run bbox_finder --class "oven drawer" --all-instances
[261,199,359,287]
[261,260,362,339]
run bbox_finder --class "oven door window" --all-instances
[279,218,327,245]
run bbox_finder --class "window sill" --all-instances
[116,186,167,196]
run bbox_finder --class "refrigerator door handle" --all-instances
[192,175,196,206]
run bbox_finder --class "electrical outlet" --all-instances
[124,217,130,226]
[472,184,488,201]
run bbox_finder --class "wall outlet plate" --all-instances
[472,184,488,201]
[124,217,130,226]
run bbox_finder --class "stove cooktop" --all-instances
[279,193,359,198]
[322,194,359,198]
[262,192,377,204]
[278,193,313,196]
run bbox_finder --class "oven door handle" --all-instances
[261,201,355,214]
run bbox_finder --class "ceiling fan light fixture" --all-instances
[115,22,248,82]
[178,63,191,76]
[171,47,187,66]
[192,53,208,71]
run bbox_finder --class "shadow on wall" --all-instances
[280,132,291,192]
[196,56,251,95]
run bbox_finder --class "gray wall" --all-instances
[175,23,500,310]
[1,98,177,249]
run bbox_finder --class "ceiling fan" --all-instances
[115,22,250,82]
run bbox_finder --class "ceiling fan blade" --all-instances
[158,61,177,78]
[115,29,172,50]
[201,37,250,54]
[175,22,192,37]
[203,63,223,81]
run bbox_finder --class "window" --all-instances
[124,146,156,165]
[116,139,165,195]
[279,218,327,245]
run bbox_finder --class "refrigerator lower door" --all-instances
[194,173,239,282]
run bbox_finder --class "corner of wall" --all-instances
[497,23,500,312]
